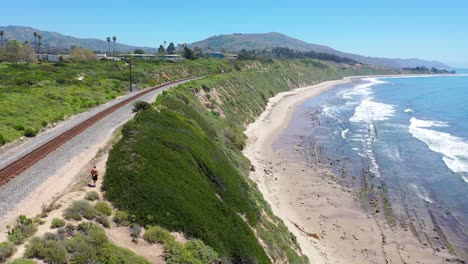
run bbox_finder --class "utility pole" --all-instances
[129,59,132,92]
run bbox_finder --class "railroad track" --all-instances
[0,77,196,186]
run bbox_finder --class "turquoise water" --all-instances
[303,74,468,255]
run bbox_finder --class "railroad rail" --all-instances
[0,77,196,186]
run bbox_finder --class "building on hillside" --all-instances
[36,54,70,62]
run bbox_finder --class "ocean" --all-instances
[300,74,468,255]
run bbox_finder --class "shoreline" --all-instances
[243,76,454,263]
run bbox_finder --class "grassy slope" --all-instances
[0,59,243,143]
[104,59,397,263]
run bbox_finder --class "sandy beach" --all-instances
[243,77,454,263]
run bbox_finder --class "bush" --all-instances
[13,124,25,131]
[113,210,130,226]
[51,218,66,229]
[0,133,5,146]
[25,237,67,264]
[84,191,100,201]
[94,201,112,216]
[0,241,16,262]
[129,225,142,243]
[7,258,36,264]
[63,200,96,221]
[132,101,151,113]
[23,128,37,137]
[7,215,37,245]
[143,226,174,244]
[167,239,219,264]
[41,120,48,127]
[94,212,110,228]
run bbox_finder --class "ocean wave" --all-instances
[341,128,349,139]
[349,98,396,123]
[411,184,434,203]
[409,117,468,182]
[342,78,388,99]
[404,108,413,113]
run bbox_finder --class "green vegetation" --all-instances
[113,210,131,226]
[25,222,149,264]
[132,101,152,113]
[0,59,254,143]
[7,215,37,245]
[0,241,16,263]
[104,59,394,263]
[50,218,66,229]
[63,200,111,228]
[144,226,219,264]
[94,202,113,216]
[6,258,36,264]
[84,191,100,201]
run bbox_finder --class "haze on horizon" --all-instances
[1,0,467,68]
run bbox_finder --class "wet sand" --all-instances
[243,77,455,263]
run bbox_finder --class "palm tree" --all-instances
[33,32,38,53]
[106,37,111,56]
[112,36,117,57]
[38,34,42,54]
[0,31,4,46]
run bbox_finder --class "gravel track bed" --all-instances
[0,80,191,218]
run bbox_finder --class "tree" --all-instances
[134,49,145,54]
[0,30,4,46]
[163,40,166,48]
[166,42,175,54]
[70,47,98,62]
[37,34,42,54]
[158,45,166,55]
[33,32,38,53]
[182,46,197,60]
[106,37,111,55]
[193,46,202,55]
[112,36,117,57]
[0,40,37,62]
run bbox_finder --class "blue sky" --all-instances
[1,0,467,67]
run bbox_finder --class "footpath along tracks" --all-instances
[0,77,197,186]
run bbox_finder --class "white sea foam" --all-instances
[409,117,468,182]
[342,78,388,99]
[349,98,396,123]
[341,128,349,139]
[404,108,413,113]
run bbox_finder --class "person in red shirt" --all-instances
[90,165,98,187]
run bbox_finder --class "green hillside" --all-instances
[103,59,396,263]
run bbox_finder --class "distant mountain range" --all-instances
[0,26,449,69]
[191,32,450,69]
[0,26,155,53]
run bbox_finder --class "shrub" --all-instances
[94,212,110,228]
[7,215,37,245]
[25,237,67,264]
[94,201,112,216]
[143,226,174,244]
[0,133,5,146]
[23,128,37,137]
[7,258,36,264]
[13,124,25,131]
[113,210,130,226]
[63,200,96,221]
[84,191,100,201]
[51,218,66,229]
[41,120,48,127]
[129,225,142,243]
[0,241,16,262]
[132,101,151,113]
